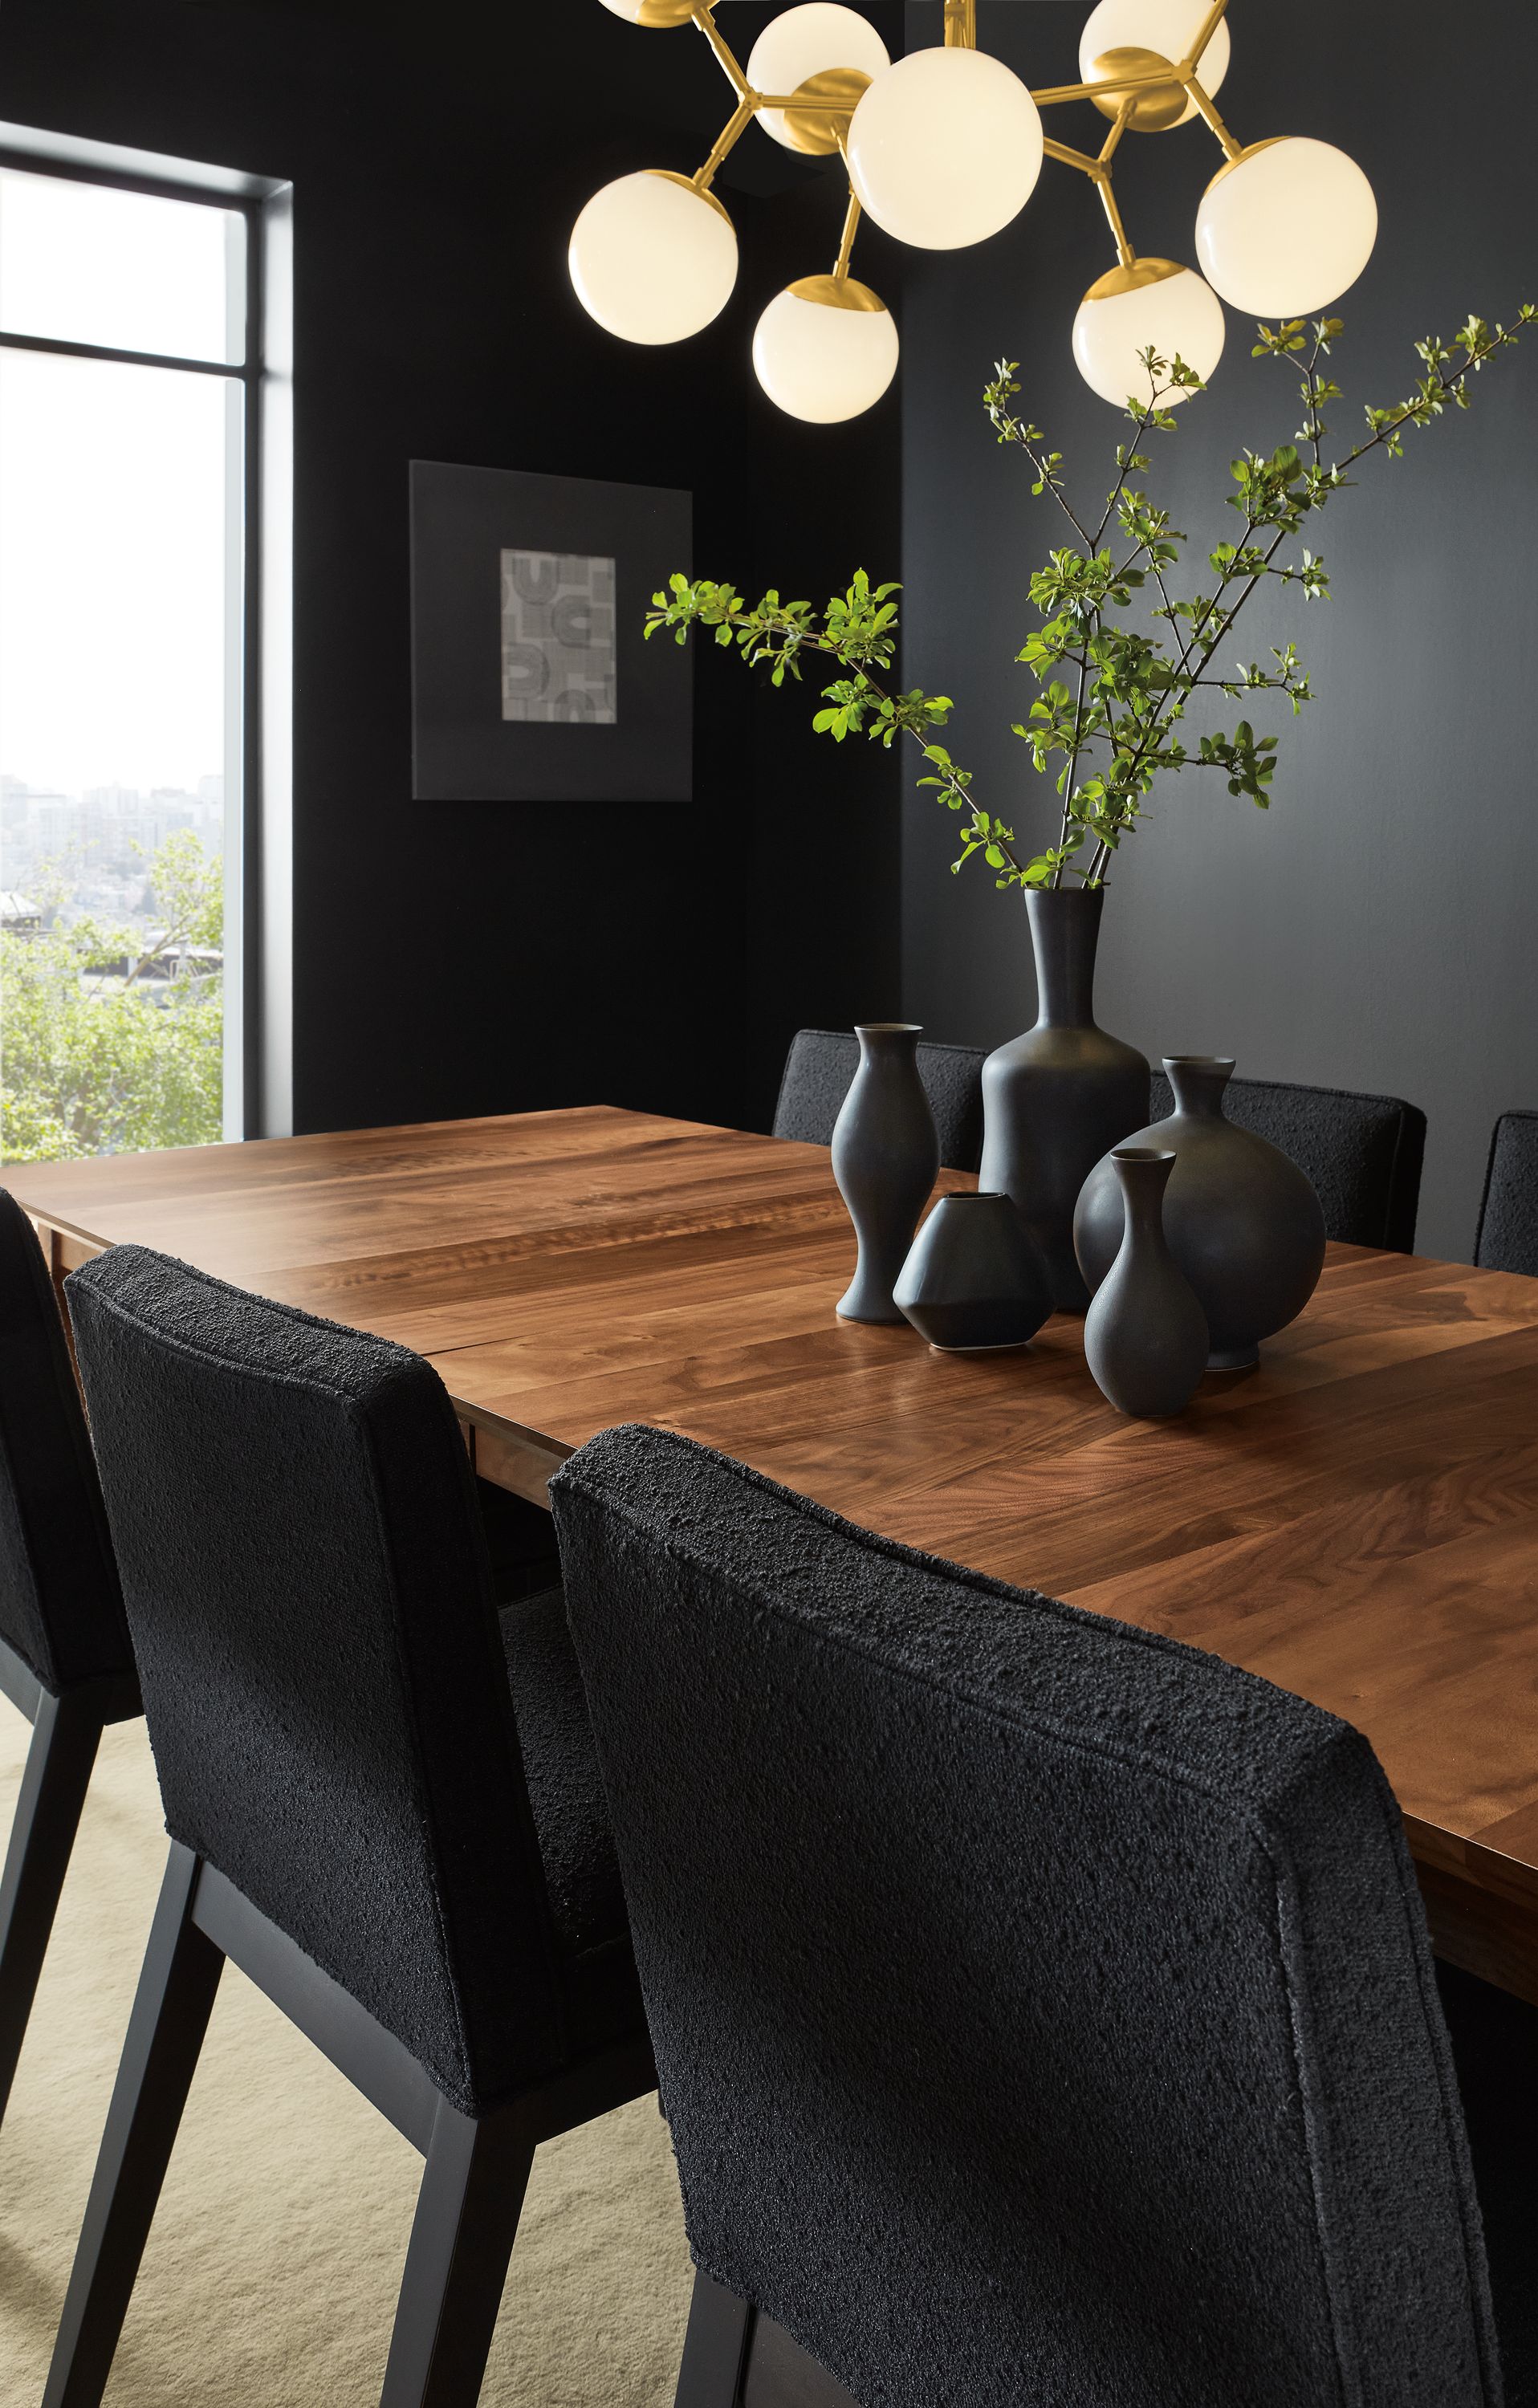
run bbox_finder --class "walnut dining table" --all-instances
[13,1103,1538,2005]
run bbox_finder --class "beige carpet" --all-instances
[0,1698,693,2405]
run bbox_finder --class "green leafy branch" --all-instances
[648,302,1535,897]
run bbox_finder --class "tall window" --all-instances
[0,161,256,1159]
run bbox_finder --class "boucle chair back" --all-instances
[66,1245,565,2112]
[1148,1071,1426,1251]
[0,1191,130,1694]
[1475,1112,1538,1276]
[552,1423,1502,2408]
[773,1028,985,1173]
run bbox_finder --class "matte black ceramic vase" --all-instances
[1074,1055,1328,1369]
[979,888,1149,1317]
[893,1193,1053,1353]
[1084,1149,1209,1418]
[831,1023,940,1325]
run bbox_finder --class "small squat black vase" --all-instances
[893,1193,1053,1354]
[831,1023,940,1325]
[1075,1056,1328,1369]
[1084,1149,1209,1419]
[979,888,1149,1317]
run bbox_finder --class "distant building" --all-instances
[0,891,42,937]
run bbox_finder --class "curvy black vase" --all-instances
[893,1193,1053,1353]
[979,888,1149,1316]
[831,1023,940,1325]
[1084,1149,1209,1418]
[1075,1056,1328,1369]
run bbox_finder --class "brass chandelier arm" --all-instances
[693,92,758,190]
[1097,173,1137,270]
[1042,136,1105,177]
[1043,104,1139,271]
[691,0,750,99]
[1180,75,1243,161]
[833,189,864,283]
[756,92,861,112]
[1098,93,1137,168]
[943,0,978,47]
[1033,63,1198,108]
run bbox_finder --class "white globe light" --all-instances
[1072,261,1225,408]
[747,6,891,153]
[1195,138,1377,317]
[847,48,1044,250]
[569,171,738,345]
[753,277,899,421]
[1079,0,1230,127]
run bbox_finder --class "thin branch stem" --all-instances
[1056,644,1093,885]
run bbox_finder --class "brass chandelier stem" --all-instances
[1181,75,1243,161]
[1097,172,1137,270]
[1098,93,1137,169]
[691,0,749,96]
[1033,64,1194,108]
[833,190,863,283]
[1042,137,1105,177]
[943,0,978,49]
[693,93,757,190]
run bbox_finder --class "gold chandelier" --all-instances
[570,0,1377,423]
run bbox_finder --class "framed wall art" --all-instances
[409,461,692,803]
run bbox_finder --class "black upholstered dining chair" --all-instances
[1148,1069,1426,1251]
[1475,1112,1538,1275]
[47,1247,653,2408]
[0,1191,138,2138]
[772,1028,985,1173]
[551,1422,1526,2408]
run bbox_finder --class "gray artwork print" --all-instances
[500,548,617,724]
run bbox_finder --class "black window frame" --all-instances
[0,132,292,1139]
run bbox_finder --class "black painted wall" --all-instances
[901,0,1538,1260]
[0,0,906,1137]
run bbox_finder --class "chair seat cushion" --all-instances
[498,1585,641,2052]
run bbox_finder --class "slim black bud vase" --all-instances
[1084,1149,1209,1418]
[831,1023,940,1325]
[1075,1056,1327,1369]
[979,887,1149,1316]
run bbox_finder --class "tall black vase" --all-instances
[831,1023,940,1325]
[1074,1055,1328,1369]
[979,888,1149,1316]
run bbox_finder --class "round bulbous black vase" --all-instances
[979,887,1149,1317]
[1074,1055,1328,1369]
[831,1023,940,1325]
[1084,1149,1209,1419]
[893,1193,1053,1353]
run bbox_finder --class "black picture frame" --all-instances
[409,461,693,803]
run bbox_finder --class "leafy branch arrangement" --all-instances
[646,305,1535,894]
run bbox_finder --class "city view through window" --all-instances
[0,165,246,1161]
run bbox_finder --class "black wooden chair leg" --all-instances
[674,2272,755,2408]
[378,2096,535,2408]
[0,1690,104,2130]
[42,1841,224,2408]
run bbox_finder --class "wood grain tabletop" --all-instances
[13,1105,1538,2003]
